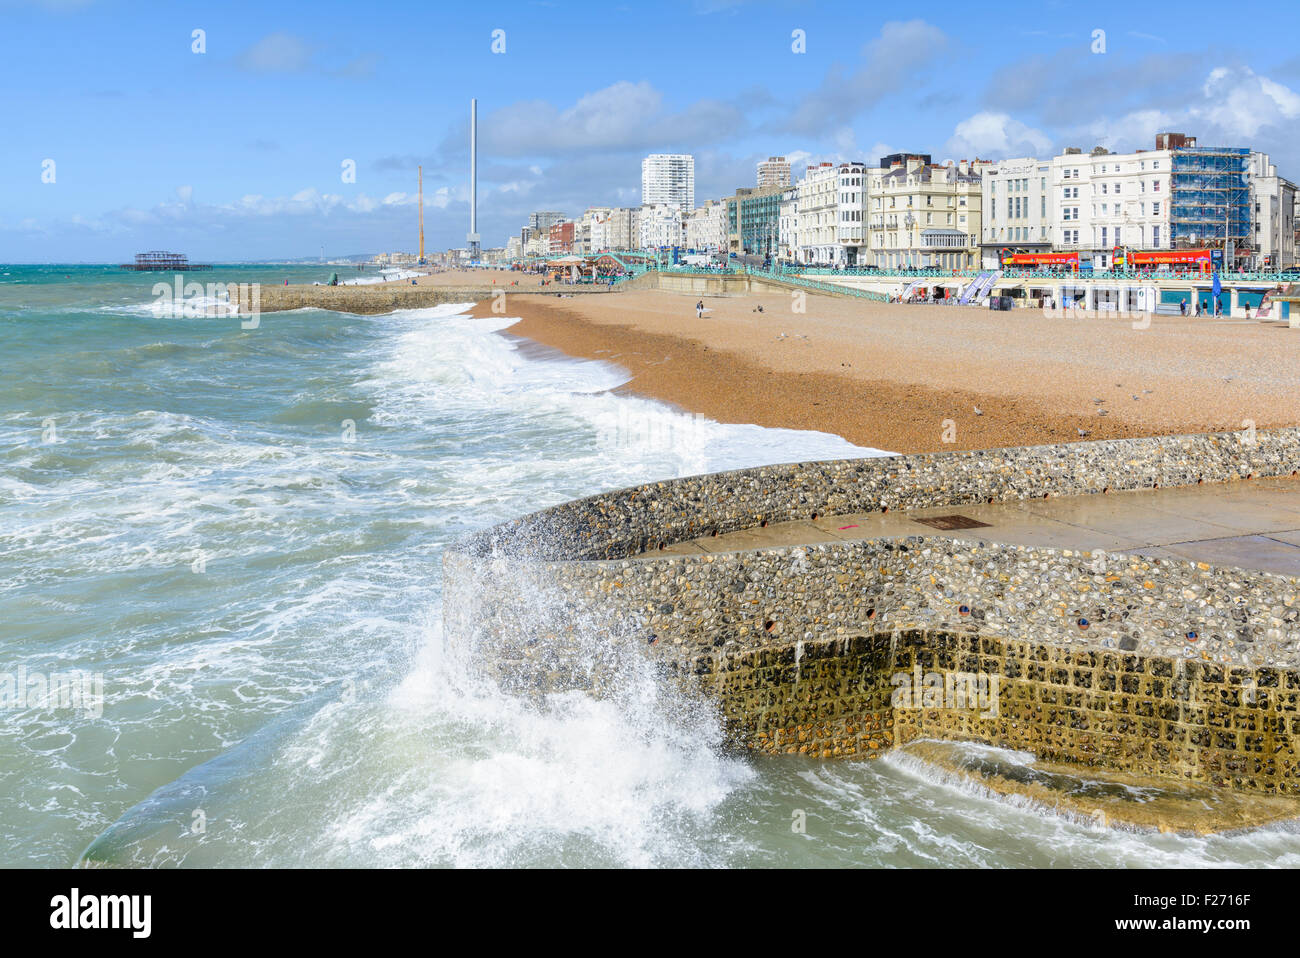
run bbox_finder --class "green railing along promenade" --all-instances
[741,266,890,301]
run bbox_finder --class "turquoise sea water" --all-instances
[3,264,1299,867]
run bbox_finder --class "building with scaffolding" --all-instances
[1164,134,1252,264]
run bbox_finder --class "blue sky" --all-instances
[4,0,1300,261]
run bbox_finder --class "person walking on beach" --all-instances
[696,300,704,318]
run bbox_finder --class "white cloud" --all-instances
[784,20,950,134]
[1196,67,1300,138]
[1068,109,1176,154]
[477,80,745,156]
[943,112,1051,159]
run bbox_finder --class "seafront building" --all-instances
[528,211,566,233]
[835,161,869,265]
[546,220,575,254]
[494,131,1295,271]
[587,209,611,254]
[867,155,986,270]
[980,157,1052,266]
[1049,145,1175,267]
[795,162,840,263]
[1248,152,1296,269]
[604,207,641,251]
[685,199,727,252]
[778,186,799,262]
[641,153,695,212]
[576,207,612,256]
[757,156,792,189]
[725,185,785,259]
[639,203,686,249]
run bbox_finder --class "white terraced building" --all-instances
[778,186,799,263]
[1248,152,1297,269]
[795,162,840,264]
[836,161,869,266]
[980,157,1052,267]
[639,203,685,249]
[1050,147,1172,268]
[867,156,986,269]
[685,199,727,252]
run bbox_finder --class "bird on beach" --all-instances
[1078,429,1090,437]
[1098,409,1109,416]
[974,406,983,416]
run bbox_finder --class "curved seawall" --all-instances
[443,428,1300,801]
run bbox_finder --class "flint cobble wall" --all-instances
[443,428,1300,794]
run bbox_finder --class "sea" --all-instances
[2,263,1298,867]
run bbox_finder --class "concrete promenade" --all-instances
[657,475,1300,578]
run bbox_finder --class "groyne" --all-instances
[443,428,1300,802]
[230,281,615,315]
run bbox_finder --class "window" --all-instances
[1101,227,1108,246]
[1152,201,1159,215]
[1041,196,1046,216]
[1153,181,1161,192]
[1153,225,1161,246]
[1101,183,1108,195]
[1114,183,1121,194]
[1153,160,1160,169]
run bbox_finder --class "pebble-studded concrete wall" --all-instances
[442,428,1300,794]
[458,427,1300,564]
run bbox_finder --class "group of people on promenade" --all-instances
[1179,298,1224,317]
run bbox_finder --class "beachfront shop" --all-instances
[1155,284,1279,316]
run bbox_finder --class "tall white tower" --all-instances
[467,98,481,261]
[641,154,695,211]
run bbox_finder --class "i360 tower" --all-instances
[467,98,481,262]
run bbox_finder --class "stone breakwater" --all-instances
[442,428,1300,798]
[229,282,613,315]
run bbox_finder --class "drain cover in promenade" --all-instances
[912,514,992,531]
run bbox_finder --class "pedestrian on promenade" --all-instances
[1180,298,1187,316]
